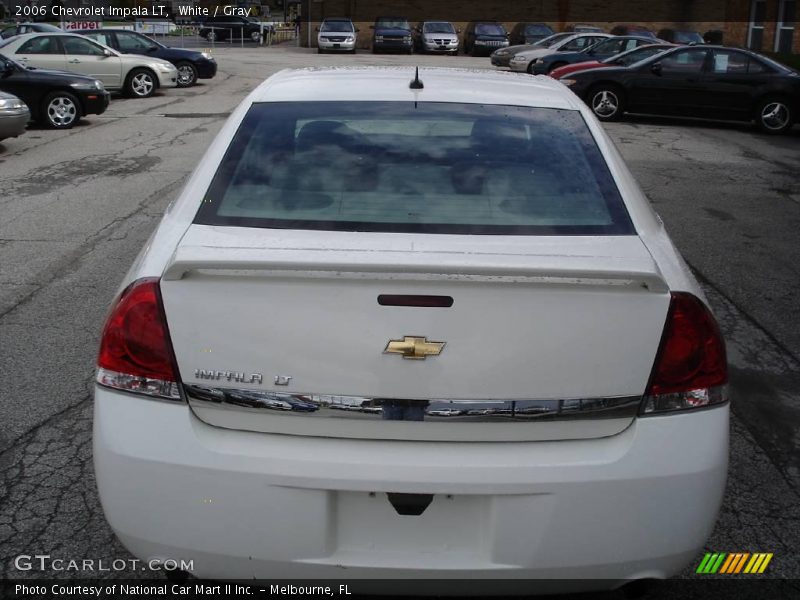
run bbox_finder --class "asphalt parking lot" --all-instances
[0,45,798,596]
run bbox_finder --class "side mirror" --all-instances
[103,48,114,57]
[650,62,662,75]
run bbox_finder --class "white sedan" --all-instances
[1,32,177,97]
[509,32,611,73]
[93,67,728,590]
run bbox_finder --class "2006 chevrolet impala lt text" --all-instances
[93,67,729,591]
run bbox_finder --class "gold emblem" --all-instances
[384,336,445,360]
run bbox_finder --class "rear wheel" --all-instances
[526,61,536,74]
[125,68,157,98]
[754,97,794,134]
[588,84,625,121]
[250,30,261,43]
[41,91,80,129]
[175,61,198,87]
[205,30,218,42]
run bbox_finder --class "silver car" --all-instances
[0,90,29,142]
[414,21,459,55]
[1,33,178,98]
[316,18,357,54]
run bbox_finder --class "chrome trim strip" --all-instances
[184,384,642,423]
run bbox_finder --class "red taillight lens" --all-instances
[96,278,181,400]
[642,292,728,414]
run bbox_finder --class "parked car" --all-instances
[529,35,656,75]
[561,45,800,133]
[1,33,178,98]
[94,65,729,588]
[509,22,554,45]
[0,22,61,40]
[657,28,705,45]
[491,32,575,67]
[509,33,611,73]
[412,21,459,55]
[565,23,605,33]
[0,52,109,128]
[77,29,217,87]
[316,18,357,54]
[463,21,509,56]
[199,15,263,43]
[371,17,412,54]
[0,90,28,141]
[610,25,658,39]
[550,43,676,79]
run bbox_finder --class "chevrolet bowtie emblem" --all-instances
[384,336,445,360]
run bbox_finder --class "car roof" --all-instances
[250,67,581,110]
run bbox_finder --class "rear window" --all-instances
[194,101,634,236]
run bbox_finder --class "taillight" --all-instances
[96,278,181,400]
[641,292,728,414]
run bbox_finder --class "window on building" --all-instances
[775,0,796,53]
[748,0,767,50]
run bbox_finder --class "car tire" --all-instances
[754,96,794,134]
[41,91,80,129]
[175,61,198,87]
[250,31,261,43]
[206,30,218,42]
[125,68,157,98]
[526,62,536,74]
[317,48,324,54]
[588,84,625,121]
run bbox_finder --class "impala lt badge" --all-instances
[384,336,445,360]
[195,369,263,384]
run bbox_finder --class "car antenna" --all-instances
[409,67,424,89]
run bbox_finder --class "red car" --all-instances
[550,43,675,79]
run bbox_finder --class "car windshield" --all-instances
[475,24,506,36]
[602,45,671,66]
[525,24,551,35]
[537,32,575,47]
[673,31,704,44]
[376,19,409,29]
[195,101,633,236]
[321,21,353,32]
[424,22,455,34]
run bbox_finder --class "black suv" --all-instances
[371,17,412,54]
[199,15,262,43]
[463,21,509,56]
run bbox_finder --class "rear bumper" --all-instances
[0,110,29,139]
[94,387,728,586]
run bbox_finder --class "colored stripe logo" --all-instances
[696,552,773,574]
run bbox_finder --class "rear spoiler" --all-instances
[162,245,669,293]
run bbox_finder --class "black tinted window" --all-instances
[195,102,633,236]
